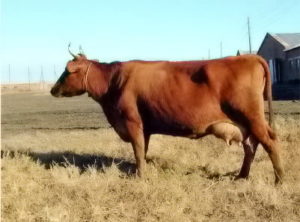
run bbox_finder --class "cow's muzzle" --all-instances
[50,84,62,97]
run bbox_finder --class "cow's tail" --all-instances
[258,56,274,128]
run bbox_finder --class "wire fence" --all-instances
[1,64,60,92]
[2,64,59,82]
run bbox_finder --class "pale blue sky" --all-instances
[1,0,299,83]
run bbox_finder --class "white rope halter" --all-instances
[84,63,92,92]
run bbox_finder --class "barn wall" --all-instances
[258,34,286,61]
[285,47,300,81]
[258,34,287,83]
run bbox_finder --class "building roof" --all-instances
[284,44,300,52]
[257,33,300,55]
[270,33,300,49]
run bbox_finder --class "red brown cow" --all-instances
[51,49,284,184]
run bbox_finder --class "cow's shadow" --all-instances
[2,150,239,180]
[185,165,239,180]
[1,150,136,176]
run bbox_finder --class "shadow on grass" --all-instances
[32,126,111,130]
[1,150,136,176]
[2,150,240,180]
[185,165,239,180]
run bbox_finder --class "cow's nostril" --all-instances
[50,86,60,97]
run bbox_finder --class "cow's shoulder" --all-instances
[120,61,170,88]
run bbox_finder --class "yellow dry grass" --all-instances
[1,92,300,222]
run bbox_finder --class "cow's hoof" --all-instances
[234,175,248,181]
[145,158,155,165]
[275,177,283,185]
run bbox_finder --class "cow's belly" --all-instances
[143,117,195,136]
[141,110,227,138]
[142,106,248,146]
[140,91,229,136]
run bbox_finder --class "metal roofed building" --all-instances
[257,33,300,83]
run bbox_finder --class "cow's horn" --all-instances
[68,43,78,58]
[79,45,84,55]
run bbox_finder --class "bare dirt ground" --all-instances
[1,91,300,222]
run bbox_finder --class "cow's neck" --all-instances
[87,61,122,100]
[95,73,125,134]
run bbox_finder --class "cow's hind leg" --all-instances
[227,91,283,184]
[236,136,258,179]
[250,121,284,184]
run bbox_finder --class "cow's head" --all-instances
[51,45,90,97]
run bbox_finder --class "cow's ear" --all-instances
[67,61,79,73]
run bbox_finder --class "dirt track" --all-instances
[1,93,109,137]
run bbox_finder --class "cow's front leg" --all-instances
[126,119,145,177]
[144,133,151,160]
[119,92,146,177]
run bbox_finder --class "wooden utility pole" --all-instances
[8,64,11,84]
[53,65,57,82]
[220,42,223,58]
[40,66,45,90]
[28,66,31,90]
[247,17,252,54]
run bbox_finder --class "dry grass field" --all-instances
[1,90,300,222]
